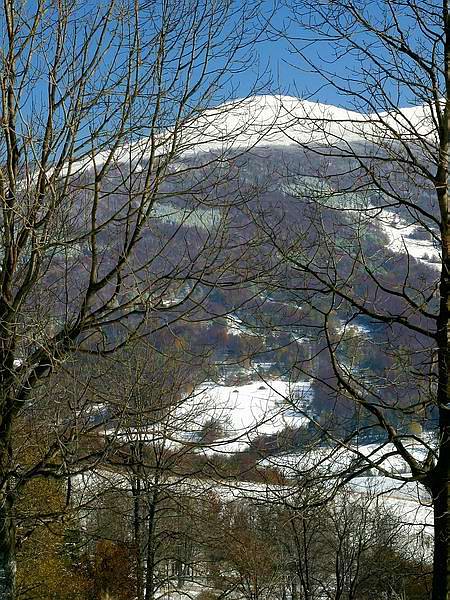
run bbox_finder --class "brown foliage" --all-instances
[83,540,136,600]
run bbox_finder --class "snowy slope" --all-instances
[379,210,441,267]
[188,379,313,445]
[180,95,368,153]
[180,95,438,153]
[65,95,367,173]
[261,438,435,479]
[378,103,438,141]
[63,95,437,174]
[107,379,313,454]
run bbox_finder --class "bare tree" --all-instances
[198,481,426,600]
[0,0,271,596]
[240,1,450,598]
[101,342,210,600]
[54,339,262,600]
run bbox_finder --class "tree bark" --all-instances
[435,4,450,595]
[0,491,16,600]
[0,348,17,600]
[145,490,158,600]
[432,478,450,600]
[132,474,144,600]
[433,215,450,595]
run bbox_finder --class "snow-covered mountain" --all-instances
[60,93,441,280]
[67,94,438,174]
[182,95,369,152]
[183,94,437,152]
[176,94,438,153]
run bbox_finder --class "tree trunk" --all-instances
[291,578,298,600]
[431,477,450,600]
[0,491,16,600]
[0,384,17,600]
[433,146,450,598]
[433,6,450,595]
[145,491,158,600]
[132,474,144,600]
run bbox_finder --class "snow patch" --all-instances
[379,211,440,268]
[189,379,313,444]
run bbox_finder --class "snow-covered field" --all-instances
[187,379,313,449]
[262,437,435,478]
[106,374,435,556]
[379,210,440,268]
[105,378,313,453]
[259,440,435,552]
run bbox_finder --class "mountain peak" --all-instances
[179,94,436,155]
[182,94,368,153]
[66,95,436,176]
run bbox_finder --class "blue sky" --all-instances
[229,14,372,109]
[230,0,439,111]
